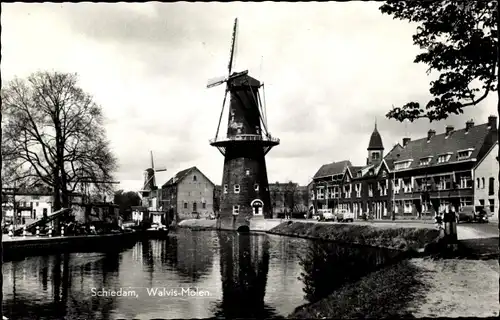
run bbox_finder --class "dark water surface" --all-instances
[2,229,402,319]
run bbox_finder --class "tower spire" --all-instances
[374,117,377,131]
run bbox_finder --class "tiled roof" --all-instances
[388,123,496,170]
[162,167,196,187]
[313,160,352,179]
[161,166,215,188]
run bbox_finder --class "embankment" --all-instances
[268,221,441,252]
[177,219,441,252]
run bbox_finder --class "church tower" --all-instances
[367,121,384,166]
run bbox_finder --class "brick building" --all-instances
[386,116,498,219]
[311,116,499,220]
[161,166,215,220]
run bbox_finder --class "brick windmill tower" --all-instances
[207,18,279,232]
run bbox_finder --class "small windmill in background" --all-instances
[139,151,167,199]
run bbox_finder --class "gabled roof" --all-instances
[313,160,352,179]
[392,122,496,171]
[384,143,403,160]
[161,166,215,188]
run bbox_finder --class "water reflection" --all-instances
[3,252,120,320]
[299,241,402,303]
[2,231,406,319]
[212,232,283,319]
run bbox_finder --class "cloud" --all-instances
[2,2,496,191]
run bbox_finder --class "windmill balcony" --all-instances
[209,134,280,144]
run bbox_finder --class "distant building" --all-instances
[1,187,83,223]
[161,166,216,220]
[269,182,309,218]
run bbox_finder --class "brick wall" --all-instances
[219,143,272,229]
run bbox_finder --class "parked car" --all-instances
[336,209,355,222]
[456,205,475,223]
[317,209,335,221]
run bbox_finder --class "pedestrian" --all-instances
[216,211,221,229]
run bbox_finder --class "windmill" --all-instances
[139,150,167,198]
[207,18,280,232]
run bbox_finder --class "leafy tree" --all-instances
[380,1,499,229]
[380,1,498,122]
[1,71,118,211]
[113,189,141,215]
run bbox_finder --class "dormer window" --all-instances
[394,159,413,171]
[437,153,452,163]
[224,184,228,194]
[419,157,432,166]
[457,148,473,161]
[234,184,240,193]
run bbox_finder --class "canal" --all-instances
[2,229,403,319]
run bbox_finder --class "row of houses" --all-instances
[311,116,499,220]
[138,166,311,222]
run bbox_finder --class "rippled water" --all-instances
[2,229,402,319]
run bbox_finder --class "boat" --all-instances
[143,223,170,239]
[2,230,140,262]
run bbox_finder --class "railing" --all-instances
[209,134,280,144]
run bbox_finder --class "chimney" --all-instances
[465,119,474,132]
[488,115,497,130]
[445,125,454,137]
[402,137,411,147]
[427,129,436,141]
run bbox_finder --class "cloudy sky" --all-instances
[2,2,496,192]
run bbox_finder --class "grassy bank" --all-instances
[268,221,440,252]
[290,259,426,318]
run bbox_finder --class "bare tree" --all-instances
[1,71,118,211]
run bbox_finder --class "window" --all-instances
[193,202,197,212]
[393,179,401,194]
[489,199,495,214]
[419,157,432,166]
[394,160,412,170]
[193,175,197,181]
[482,178,485,189]
[437,153,452,163]
[436,176,452,190]
[404,200,412,213]
[184,202,188,209]
[403,179,412,193]
[234,184,240,193]
[202,202,206,209]
[36,202,39,207]
[489,177,495,195]
[254,184,259,191]
[457,149,473,160]
[224,184,228,194]
[344,184,352,198]
[459,174,473,189]
[368,184,373,197]
[371,152,380,160]
[232,205,240,215]
[355,184,362,198]
[245,169,250,176]
[479,199,485,206]
[477,178,480,188]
